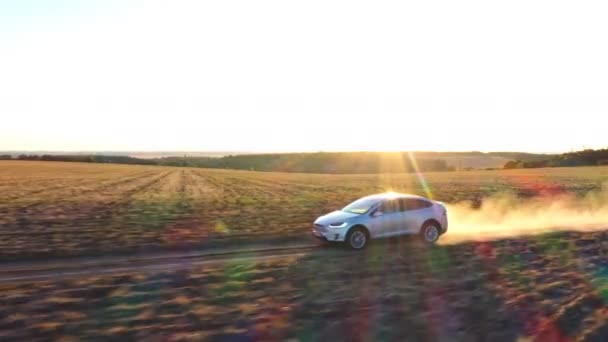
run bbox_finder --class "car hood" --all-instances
[315,210,361,225]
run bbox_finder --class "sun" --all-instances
[385,190,399,198]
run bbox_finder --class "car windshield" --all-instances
[342,197,380,214]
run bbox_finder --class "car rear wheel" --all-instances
[346,227,368,250]
[420,221,440,244]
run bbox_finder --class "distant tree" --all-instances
[17,154,40,160]
[503,160,522,169]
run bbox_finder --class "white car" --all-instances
[312,192,448,249]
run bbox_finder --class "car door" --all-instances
[399,198,434,234]
[369,199,400,237]
[392,198,410,235]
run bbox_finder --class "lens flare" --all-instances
[407,152,433,199]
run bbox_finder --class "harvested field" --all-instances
[1,161,608,260]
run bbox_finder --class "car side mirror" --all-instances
[372,211,383,217]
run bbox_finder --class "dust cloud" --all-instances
[440,183,608,244]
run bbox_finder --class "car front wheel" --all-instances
[346,227,368,250]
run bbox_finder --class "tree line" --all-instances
[9,154,157,165]
[504,148,608,169]
[5,148,607,173]
[3,152,450,173]
[157,152,450,173]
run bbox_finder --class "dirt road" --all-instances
[3,222,607,283]
[2,229,608,341]
[0,243,321,283]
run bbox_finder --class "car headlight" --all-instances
[329,222,347,228]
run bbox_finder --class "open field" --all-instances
[1,161,608,260]
[2,161,608,340]
[1,230,608,341]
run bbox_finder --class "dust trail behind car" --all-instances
[440,182,608,244]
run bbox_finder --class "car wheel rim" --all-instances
[425,226,439,242]
[351,231,366,249]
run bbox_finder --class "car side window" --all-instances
[379,199,399,214]
[403,199,433,211]
[398,199,409,212]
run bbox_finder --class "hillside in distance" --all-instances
[505,148,608,169]
[158,151,555,173]
[3,151,556,173]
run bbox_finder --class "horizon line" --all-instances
[0,149,567,155]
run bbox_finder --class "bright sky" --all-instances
[1,0,607,153]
